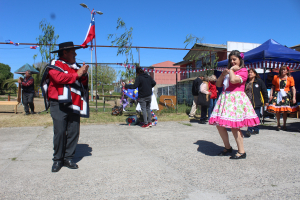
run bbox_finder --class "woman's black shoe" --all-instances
[276,126,280,131]
[282,126,287,131]
[217,147,233,156]
[230,152,246,159]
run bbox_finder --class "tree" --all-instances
[89,65,117,95]
[0,63,13,93]
[108,18,134,64]
[184,34,219,76]
[32,62,47,92]
[33,54,37,65]
[1,78,18,94]
[36,19,59,63]
[120,63,138,82]
[108,18,137,82]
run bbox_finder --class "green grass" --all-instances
[179,122,192,126]
[11,157,17,161]
[89,101,105,106]
[158,104,191,115]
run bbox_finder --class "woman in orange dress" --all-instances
[267,66,298,131]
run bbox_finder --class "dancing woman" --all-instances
[209,50,260,159]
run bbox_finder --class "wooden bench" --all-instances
[0,81,21,114]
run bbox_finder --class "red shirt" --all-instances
[47,59,88,100]
[209,81,217,99]
[21,76,34,87]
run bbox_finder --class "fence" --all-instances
[157,81,194,106]
[114,86,122,94]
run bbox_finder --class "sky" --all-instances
[1,0,300,79]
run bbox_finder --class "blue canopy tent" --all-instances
[218,39,300,69]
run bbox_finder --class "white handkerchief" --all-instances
[223,74,229,91]
[277,89,287,104]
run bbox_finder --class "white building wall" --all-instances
[227,41,264,73]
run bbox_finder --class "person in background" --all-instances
[199,76,211,124]
[266,71,274,89]
[18,70,35,115]
[122,67,156,128]
[209,50,260,159]
[208,75,218,120]
[267,66,298,131]
[245,68,268,136]
[189,75,203,118]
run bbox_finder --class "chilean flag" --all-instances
[30,45,38,49]
[81,11,95,48]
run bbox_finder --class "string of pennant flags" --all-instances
[5,40,39,49]
[118,61,300,74]
[4,41,300,71]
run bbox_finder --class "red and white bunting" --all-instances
[219,61,300,71]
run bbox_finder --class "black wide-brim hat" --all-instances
[50,42,82,53]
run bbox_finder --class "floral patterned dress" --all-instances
[209,68,260,128]
[267,79,298,113]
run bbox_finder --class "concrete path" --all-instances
[1,119,300,199]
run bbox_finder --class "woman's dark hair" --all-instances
[278,65,291,77]
[227,50,245,69]
[248,68,260,79]
[136,67,144,74]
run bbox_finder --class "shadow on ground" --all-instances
[193,140,236,156]
[73,144,93,163]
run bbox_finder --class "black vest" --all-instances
[22,76,35,93]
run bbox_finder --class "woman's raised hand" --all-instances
[221,69,229,76]
[230,65,240,72]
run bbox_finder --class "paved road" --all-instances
[1,119,300,199]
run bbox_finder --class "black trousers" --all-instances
[200,106,207,120]
[138,96,152,124]
[23,92,34,113]
[50,100,80,162]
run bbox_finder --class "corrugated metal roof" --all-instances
[290,44,300,49]
[290,44,300,52]
[195,43,227,49]
[183,43,227,61]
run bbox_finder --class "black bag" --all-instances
[111,106,123,116]
[197,82,210,106]
[197,92,210,107]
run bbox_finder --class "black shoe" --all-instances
[25,112,30,115]
[245,131,252,137]
[276,126,281,131]
[217,147,233,156]
[230,152,246,159]
[31,112,36,114]
[282,126,287,131]
[199,120,206,124]
[253,131,259,135]
[63,160,78,169]
[52,161,63,172]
